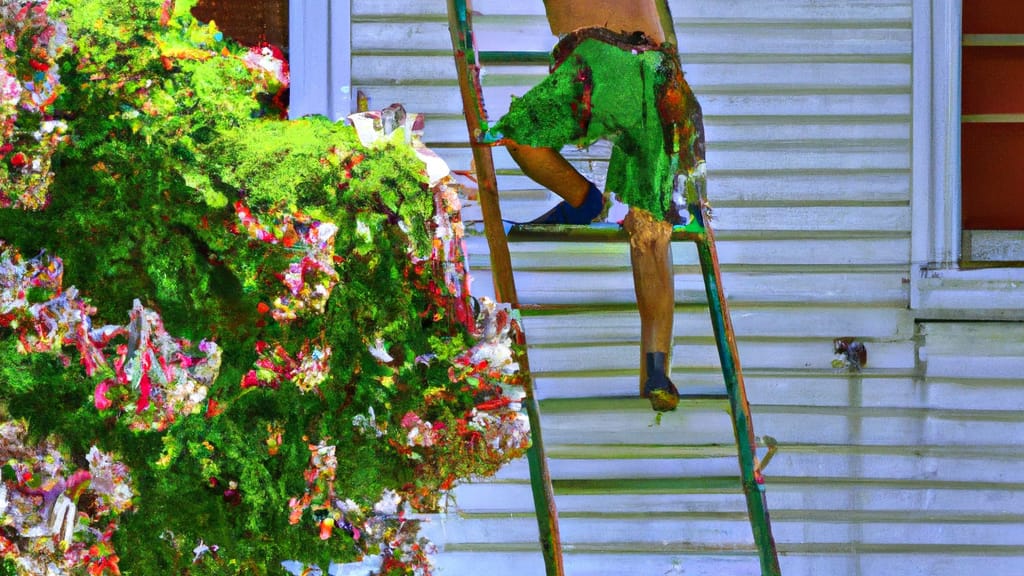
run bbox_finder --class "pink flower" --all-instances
[94,379,113,410]
[136,372,151,413]
[400,412,421,428]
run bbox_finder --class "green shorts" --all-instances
[490,28,706,224]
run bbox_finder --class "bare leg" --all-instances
[506,142,590,206]
[623,207,678,411]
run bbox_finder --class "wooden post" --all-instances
[445,2,565,575]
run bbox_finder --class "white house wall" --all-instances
[347,1,1024,574]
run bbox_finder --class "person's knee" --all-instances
[623,207,672,252]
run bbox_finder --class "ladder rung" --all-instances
[506,221,707,242]
[478,51,550,64]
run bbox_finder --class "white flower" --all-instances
[0,472,8,514]
[367,339,393,363]
[0,65,20,106]
[373,489,401,516]
[355,219,372,242]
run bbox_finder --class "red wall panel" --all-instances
[962,122,1024,230]
[962,47,1024,115]
[963,0,1024,34]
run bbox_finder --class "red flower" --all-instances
[240,370,260,389]
[475,397,511,411]
[205,399,224,418]
[10,152,27,167]
[87,554,122,576]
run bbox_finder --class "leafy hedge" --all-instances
[0,1,527,574]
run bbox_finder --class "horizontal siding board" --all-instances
[353,0,912,21]
[421,116,911,146]
[708,206,910,231]
[353,21,912,55]
[708,171,910,203]
[494,456,740,480]
[707,143,910,171]
[917,276,1024,315]
[533,402,1024,447]
[664,0,912,22]
[465,237,911,268]
[423,551,1024,576]
[351,57,910,91]
[421,552,756,576]
[421,516,1024,547]
[535,374,925,405]
[460,203,910,232]
[468,270,910,305]
[535,373,1024,412]
[675,25,911,55]
[907,379,1024,411]
[452,170,912,204]
[440,143,910,183]
[451,483,1024,515]
[706,118,911,143]
[521,307,914,342]
[421,516,753,547]
[526,340,915,373]
[920,322,1024,355]
[485,450,1024,485]
[925,357,1024,380]
[921,322,1024,379]
[355,86,911,117]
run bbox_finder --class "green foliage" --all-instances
[0,0,521,574]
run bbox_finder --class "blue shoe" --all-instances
[530,181,603,225]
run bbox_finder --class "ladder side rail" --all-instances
[445,2,565,575]
[696,227,782,576]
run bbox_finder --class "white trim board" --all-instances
[909,0,1024,316]
[288,0,352,120]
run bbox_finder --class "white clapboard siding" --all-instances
[346,1,1022,575]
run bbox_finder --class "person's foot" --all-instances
[530,181,603,225]
[644,352,679,412]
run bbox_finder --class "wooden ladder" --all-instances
[445,1,782,574]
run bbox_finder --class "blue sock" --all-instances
[530,181,603,225]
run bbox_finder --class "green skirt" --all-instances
[490,28,705,223]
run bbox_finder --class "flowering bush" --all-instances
[0,420,132,576]
[0,0,69,209]
[0,1,529,575]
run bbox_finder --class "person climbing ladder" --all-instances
[484,0,706,412]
